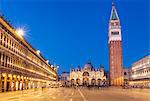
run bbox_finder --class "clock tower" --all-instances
[108,2,124,86]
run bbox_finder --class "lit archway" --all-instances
[91,79,96,86]
[76,79,80,85]
[83,77,89,86]
[97,79,102,85]
[71,79,75,86]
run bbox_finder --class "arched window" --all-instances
[76,79,80,84]
[83,72,89,76]
[91,79,96,85]
[124,72,127,76]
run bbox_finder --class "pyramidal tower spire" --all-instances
[108,1,124,86]
[110,0,119,21]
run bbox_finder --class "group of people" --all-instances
[124,84,150,89]
[62,81,109,89]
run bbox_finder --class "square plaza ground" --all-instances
[0,87,149,101]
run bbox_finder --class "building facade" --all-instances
[129,55,150,88]
[60,72,70,86]
[108,3,124,86]
[0,16,57,92]
[123,68,130,85]
[70,63,106,86]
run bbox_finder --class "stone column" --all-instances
[0,74,2,92]
[9,74,12,91]
[20,77,23,90]
[3,73,7,92]
[13,75,17,91]
[28,80,30,89]
[16,76,20,91]
[16,80,18,91]
[26,79,28,89]
[24,79,26,90]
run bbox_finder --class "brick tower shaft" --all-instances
[108,2,124,86]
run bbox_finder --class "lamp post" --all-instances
[53,65,59,83]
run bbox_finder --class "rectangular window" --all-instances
[111,32,119,35]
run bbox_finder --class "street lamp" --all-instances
[46,60,49,64]
[16,28,25,38]
[36,50,40,55]
[51,65,54,68]
[54,65,59,71]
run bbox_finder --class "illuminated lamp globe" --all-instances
[16,28,25,37]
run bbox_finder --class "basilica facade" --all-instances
[70,63,106,86]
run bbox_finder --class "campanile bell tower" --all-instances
[108,2,124,86]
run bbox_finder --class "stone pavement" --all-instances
[0,87,149,101]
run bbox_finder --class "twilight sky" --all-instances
[0,0,149,74]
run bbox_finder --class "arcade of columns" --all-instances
[0,16,57,92]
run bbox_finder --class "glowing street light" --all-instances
[46,60,49,64]
[51,65,54,68]
[16,28,25,38]
[36,50,40,55]
[54,65,59,71]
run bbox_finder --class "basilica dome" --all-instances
[83,62,93,70]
